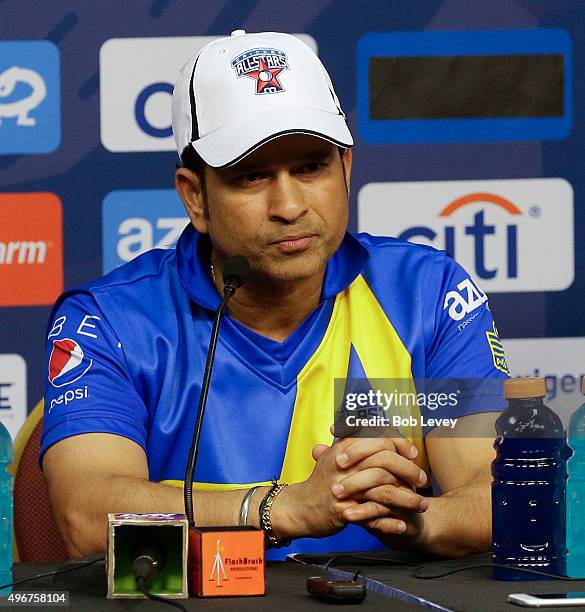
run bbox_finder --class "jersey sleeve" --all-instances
[421,250,509,427]
[40,292,149,466]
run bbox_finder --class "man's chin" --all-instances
[256,257,326,284]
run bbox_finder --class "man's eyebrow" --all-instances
[300,147,335,163]
[221,146,335,176]
[221,160,263,175]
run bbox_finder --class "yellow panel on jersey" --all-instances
[160,479,272,491]
[279,274,427,486]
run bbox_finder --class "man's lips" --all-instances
[269,234,317,253]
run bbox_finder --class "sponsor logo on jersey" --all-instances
[486,323,510,375]
[444,277,488,322]
[0,193,63,306]
[48,314,102,342]
[48,339,93,388]
[0,41,60,154]
[102,189,188,273]
[231,48,288,94]
[358,179,574,292]
[48,385,89,413]
[0,354,26,440]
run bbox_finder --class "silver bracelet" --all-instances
[239,486,260,526]
[259,482,291,548]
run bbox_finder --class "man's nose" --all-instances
[266,173,308,223]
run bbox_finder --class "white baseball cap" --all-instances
[172,30,353,168]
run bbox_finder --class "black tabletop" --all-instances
[6,558,416,611]
[297,551,585,612]
[6,552,585,612]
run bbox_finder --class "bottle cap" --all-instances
[582,376,585,395]
[504,377,546,399]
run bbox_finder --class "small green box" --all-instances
[106,513,189,599]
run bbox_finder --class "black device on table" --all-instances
[306,576,367,604]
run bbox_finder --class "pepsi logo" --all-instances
[48,338,92,388]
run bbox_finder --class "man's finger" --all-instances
[343,501,407,533]
[332,466,427,501]
[340,448,427,489]
[388,434,417,459]
[360,449,427,488]
[362,516,408,535]
[335,437,417,471]
[363,485,429,513]
[312,444,329,462]
[331,421,416,459]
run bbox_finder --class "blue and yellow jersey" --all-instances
[40,226,507,559]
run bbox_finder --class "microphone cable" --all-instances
[0,555,105,591]
[135,575,187,610]
[0,555,190,610]
[132,543,188,611]
[413,563,585,581]
[290,551,585,582]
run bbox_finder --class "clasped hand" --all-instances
[278,433,429,541]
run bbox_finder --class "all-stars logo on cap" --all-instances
[231,48,289,95]
[171,31,353,167]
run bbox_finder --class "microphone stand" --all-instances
[108,256,258,601]
[183,280,237,529]
[182,257,264,598]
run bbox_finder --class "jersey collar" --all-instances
[176,224,369,310]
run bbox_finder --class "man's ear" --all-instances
[175,168,209,234]
[341,147,352,196]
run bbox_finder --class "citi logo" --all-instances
[0,240,48,264]
[400,193,520,280]
[357,178,574,293]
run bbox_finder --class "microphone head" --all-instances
[131,540,168,581]
[222,255,251,289]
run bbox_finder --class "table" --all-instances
[6,552,585,611]
[298,551,585,612]
[5,558,412,611]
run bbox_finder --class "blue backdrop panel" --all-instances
[0,0,583,427]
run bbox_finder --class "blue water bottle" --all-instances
[566,377,585,578]
[492,377,566,580]
[0,422,12,596]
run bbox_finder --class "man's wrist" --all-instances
[411,499,434,550]
[268,482,307,542]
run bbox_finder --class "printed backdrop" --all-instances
[0,0,584,440]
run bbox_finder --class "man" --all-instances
[41,31,507,560]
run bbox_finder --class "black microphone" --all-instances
[222,255,250,292]
[183,255,250,529]
[133,542,167,582]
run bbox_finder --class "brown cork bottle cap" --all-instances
[582,376,585,395]
[504,377,546,399]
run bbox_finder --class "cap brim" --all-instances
[191,108,353,168]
